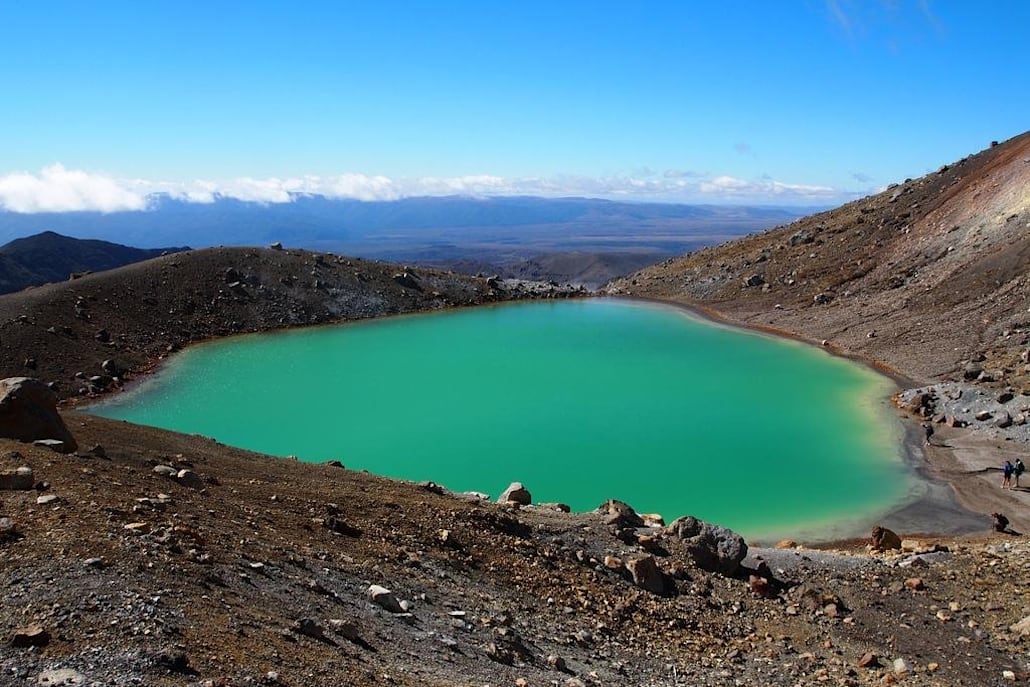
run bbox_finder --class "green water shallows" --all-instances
[89,299,912,539]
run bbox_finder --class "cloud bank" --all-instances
[0,164,860,214]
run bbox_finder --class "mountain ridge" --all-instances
[612,131,1030,383]
[0,230,188,295]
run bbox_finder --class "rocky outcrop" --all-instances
[0,377,76,453]
[666,516,747,576]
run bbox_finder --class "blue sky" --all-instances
[0,1,1026,210]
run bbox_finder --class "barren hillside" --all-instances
[613,132,1030,384]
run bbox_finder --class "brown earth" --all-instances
[3,137,1030,686]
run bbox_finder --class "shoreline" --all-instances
[73,292,996,545]
[616,294,998,542]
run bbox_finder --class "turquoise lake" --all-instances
[89,298,914,540]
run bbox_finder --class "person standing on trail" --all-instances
[1014,458,1026,488]
[1002,460,1015,489]
[922,422,935,447]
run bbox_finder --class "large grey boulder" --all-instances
[666,516,747,576]
[0,378,77,453]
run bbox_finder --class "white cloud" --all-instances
[0,164,147,213]
[0,164,859,213]
[699,175,840,199]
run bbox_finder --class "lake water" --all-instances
[89,298,913,540]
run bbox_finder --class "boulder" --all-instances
[367,585,404,613]
[11,624,49,648]
[599,499,645,528]
[497,482,532,506]
[992,513,1009,533]
[665,516,747,576]
[176,469,205,489]
[625,555,671,595]
[392,272,421,290]
[870,525,902,551]
[743,274,765,288]
[0,378,77,453]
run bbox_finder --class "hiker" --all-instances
[1002,460,1014,489]
[922,422,934,447]
[1015,458,1026,488]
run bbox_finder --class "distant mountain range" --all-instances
[0,231,188,294]
[0,195,808,254]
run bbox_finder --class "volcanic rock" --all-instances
[498,482,532,505]
[665,516,747,576]
[0,377,77,453]
[870,525,902,552]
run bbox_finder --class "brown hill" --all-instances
[0,231,189,295]
[612,132,1030,384]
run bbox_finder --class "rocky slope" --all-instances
[612,132,1030,384]
[3,415,1030,686]
[0,245,581,402]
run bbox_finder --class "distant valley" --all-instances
[0,195,808,288]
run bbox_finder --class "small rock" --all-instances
[547,654,567,671]
[486,642,514,665]
[0,466,34,490]
[176,469,205,489]
[84,557,105,569]
[324,516,362,537]
[368,585,404,613]
[625,555,670,595]
[36,668,88,685]
[893,658,910,675]
[1009,615,1030,635]
[327,618,360,640]
[153,465,177,477]
[974,409,993,421]
[35,494,59,505]
[600,499,645,527]
[293,618,327,641]
[497,481,532,506]
[904,577,925,591]
[857,652,880,668]
[11,625,49,648]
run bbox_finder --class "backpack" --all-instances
[1016,460,1026,475]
